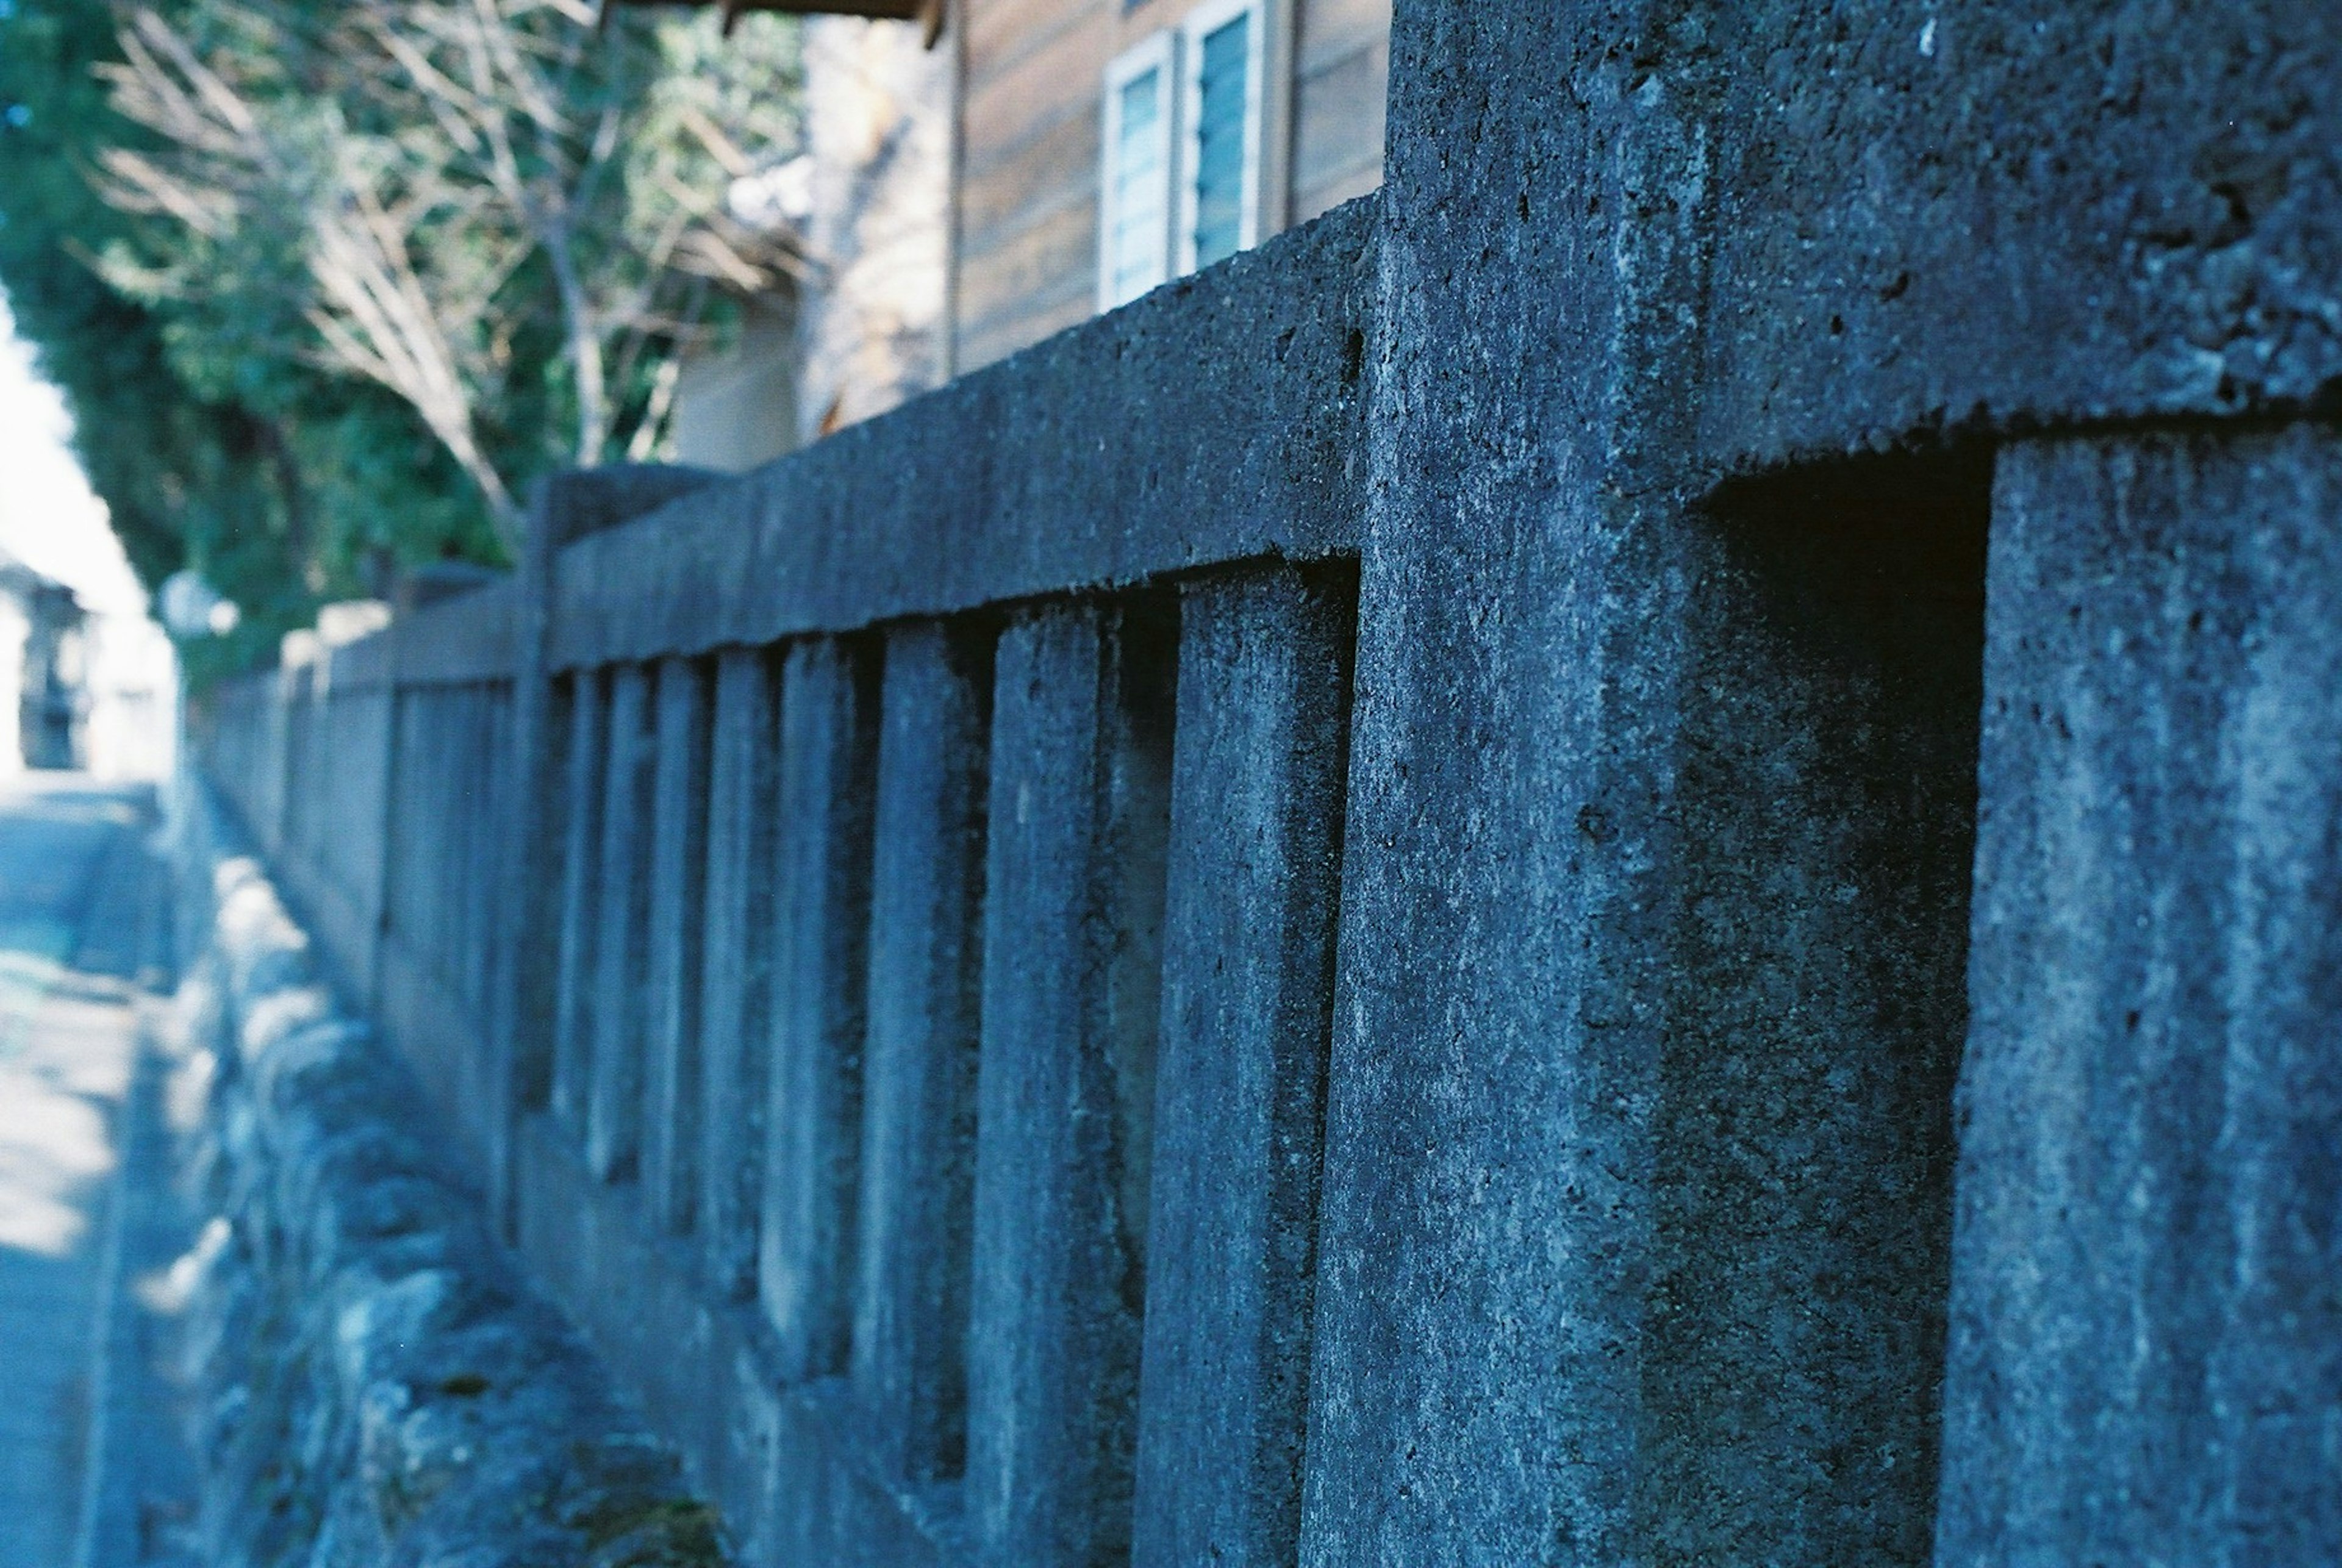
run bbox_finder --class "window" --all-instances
[1178,0,1262,274]
[1100,35,1176,311]
[1097,1,1266,311]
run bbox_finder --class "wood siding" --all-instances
[953,0,1387,374]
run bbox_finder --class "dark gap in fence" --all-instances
[1645,446,1991,1564]
[934,620,994,1481]
[1107,589,1180,1324]
[831,636,886,1383]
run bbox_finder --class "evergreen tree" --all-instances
[0,0,800,678]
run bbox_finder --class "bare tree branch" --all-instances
[93,0,803,526]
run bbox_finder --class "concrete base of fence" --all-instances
[170,776,731,1567]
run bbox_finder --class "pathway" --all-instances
[0,775,195,1567]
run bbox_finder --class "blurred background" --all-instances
[0,291,175,783]
[0,0,1386,771]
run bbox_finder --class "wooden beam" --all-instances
[600,0,926,25]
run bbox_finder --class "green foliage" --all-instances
[0,0,800,675]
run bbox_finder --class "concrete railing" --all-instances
[198,201,1372,1568]
[195,7,2342,1564]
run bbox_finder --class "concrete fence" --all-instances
[193,6,2342,1565]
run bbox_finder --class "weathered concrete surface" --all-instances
[1131,567,1352,1568]
[187,5,2342,1563]
[177,781,729,1567]
[694,648,780,1304]
[1294,2,2342,1563]
[966,602,1175,1568]
[491,466,722,1230]
[759,638,881,1381]
[850,622,989,1487]
[1687,5,2342,466]
[0,776,189,1568]
[642,656,714,1239]
[589,664,656,1184]
[550,202,1375,671]
[1939,424,2342,1566]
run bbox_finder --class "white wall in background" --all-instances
[0,594,24,779]
[0,290,178,781]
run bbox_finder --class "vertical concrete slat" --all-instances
[467,684,514,1130]
[589,663,656,1183]
[551,669,608,1134]
[360,688,393,1006]
[342,678,395,1007]
[1937,427,2342,1564]
[384,687,418,978]
[699,646,781,1300]
[644,656,715,1234]
[428,689,455,981]
[759,637,881,1380]
[966,601,1175,1568]
[261,659,292,854]
[465,685,509,1015]
[1130,566,1352,1568]
[851,621,992,1483]
[492,466,720,1229]
[450,687,480,990]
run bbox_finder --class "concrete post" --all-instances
[643,654,714,1235]
[587,661,656,1182]
[486,465,718,1231]
[851,621,992,1484]
[1937,426,2342,1563]
[1131,566,1352,1568]
[697,645,782,1301]
[966,601,1174,1568]
[759,636,881,1381]
[1300,7,1992,1561]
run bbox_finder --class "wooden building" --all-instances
[643,0,1389,465]
[953,0,1388,371]
[0,554,84,773]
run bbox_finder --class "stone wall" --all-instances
[173,781,729,1566]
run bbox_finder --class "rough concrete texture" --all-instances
[850,621,989,1487]
[176,784,728,1567]
[489,466,724,1225]
[965,601,1175,1568]
[1687,5,2342,464]
[551,669,610,1136]
[693,648,780,1304]
[186,4,2342,1563]
[1938,424,2342,1565]
[642,656,714,1239]
[1131,567,1351,1568]
[589,664,656,1184]
[548,201,1374,671]
[759,638,881,1382]
[1290,2,2342,1564]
